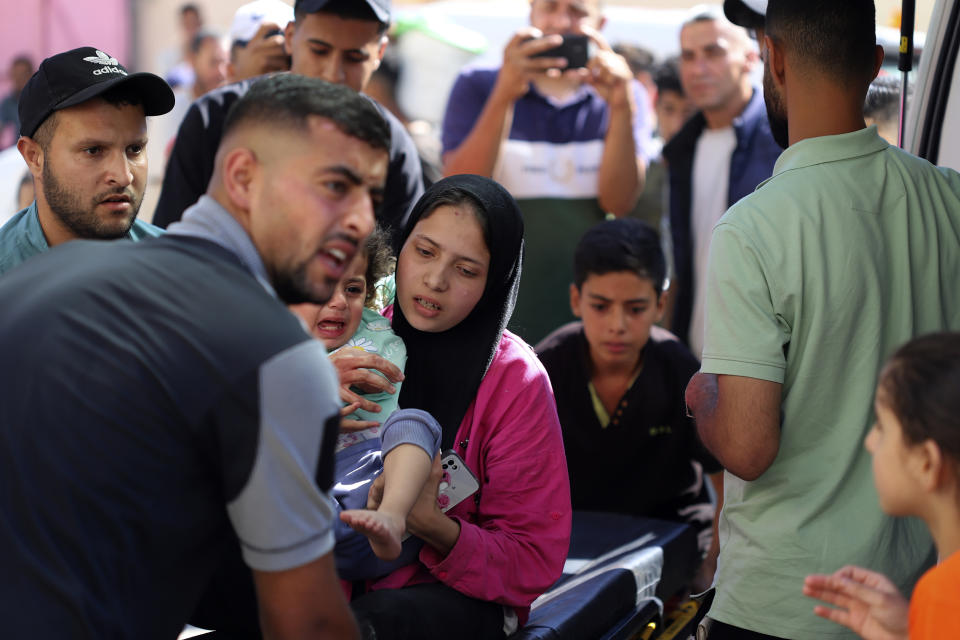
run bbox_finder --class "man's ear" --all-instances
[284,20,296,56]
[221,146,258,219]
[763,35,787,90]
[369,35,388,73]
[569,283,583,318]
[743,44,760,73]
[17,136,43,179]
[871,44,884,82]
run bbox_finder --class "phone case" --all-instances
[437,450,480,512]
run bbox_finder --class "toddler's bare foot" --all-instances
[340,509,405,561]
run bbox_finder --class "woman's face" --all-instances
[290,253,368,350]
[396,204,490,333]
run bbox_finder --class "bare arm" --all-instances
[254,553,359,640]
[583,27,644,215]
[443,29,565,178]
[685,372,782,481]
[693,470,724,592]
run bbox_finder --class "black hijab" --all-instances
[393,175,524,451]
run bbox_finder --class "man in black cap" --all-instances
[0,72,386,640]
[153,0,423,238]
[0,47,174,276]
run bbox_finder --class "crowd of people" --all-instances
[0,0,958,639]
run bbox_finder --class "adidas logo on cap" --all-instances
[83,50,120,66]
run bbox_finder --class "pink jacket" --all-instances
[370,330,572,625]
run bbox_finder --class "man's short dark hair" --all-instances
[654,57,684,97]
[766,0,877,84]
[190,30,221,55]
[223,74,390,152]
[294,0,389,35]
[573,219,666,296]
[180,3,200,18]
[32,84,145,151]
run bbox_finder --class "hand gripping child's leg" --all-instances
[340,409,442,561]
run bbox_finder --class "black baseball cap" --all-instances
[724,0,767,29]
[293,0,390,24]
[18,47,175,138]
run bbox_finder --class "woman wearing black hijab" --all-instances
[351,175,572,639]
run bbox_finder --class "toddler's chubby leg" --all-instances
[342,409,442,561]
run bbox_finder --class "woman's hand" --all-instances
[328,349,404,416]
[803,566,909,640]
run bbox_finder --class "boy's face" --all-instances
[570,271,664,370]
[655,89,694,144]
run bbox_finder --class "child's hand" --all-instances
[803,566,909,640]
[339,403,379,431]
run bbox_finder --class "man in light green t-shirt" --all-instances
[685,1,960,638]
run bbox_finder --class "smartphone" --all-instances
[531,33,591,69]
[437,450,480,512]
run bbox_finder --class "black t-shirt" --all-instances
[0,236,341,638]
[152,76,424,237]
[536,322,721,521]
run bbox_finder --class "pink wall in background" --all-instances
[0,0,131,95]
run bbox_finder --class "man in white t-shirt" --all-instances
[662,7,781,356]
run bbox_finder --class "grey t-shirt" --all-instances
[0,196,340,638]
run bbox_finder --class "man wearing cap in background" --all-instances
[661,6,780,357]
[153,0,423,237]
[0,47,174,276]
[227,0,294,82]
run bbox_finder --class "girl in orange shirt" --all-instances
[804,332,960,639]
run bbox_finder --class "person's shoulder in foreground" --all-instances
[0,204,162,276]
[0,202,43,275]
[721,125,960,235]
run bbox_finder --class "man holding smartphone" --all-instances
[226,0,295,82]
[441,0,651,345]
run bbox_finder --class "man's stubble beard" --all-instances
[41,159,142,240]
[763,63,790,150]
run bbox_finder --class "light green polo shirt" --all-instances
[0,201,162,276]
[701,126,960,638]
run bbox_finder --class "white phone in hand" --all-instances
[437,450,479,512]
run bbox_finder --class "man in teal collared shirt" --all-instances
[685,1,960,638]
[0,46,174,276]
